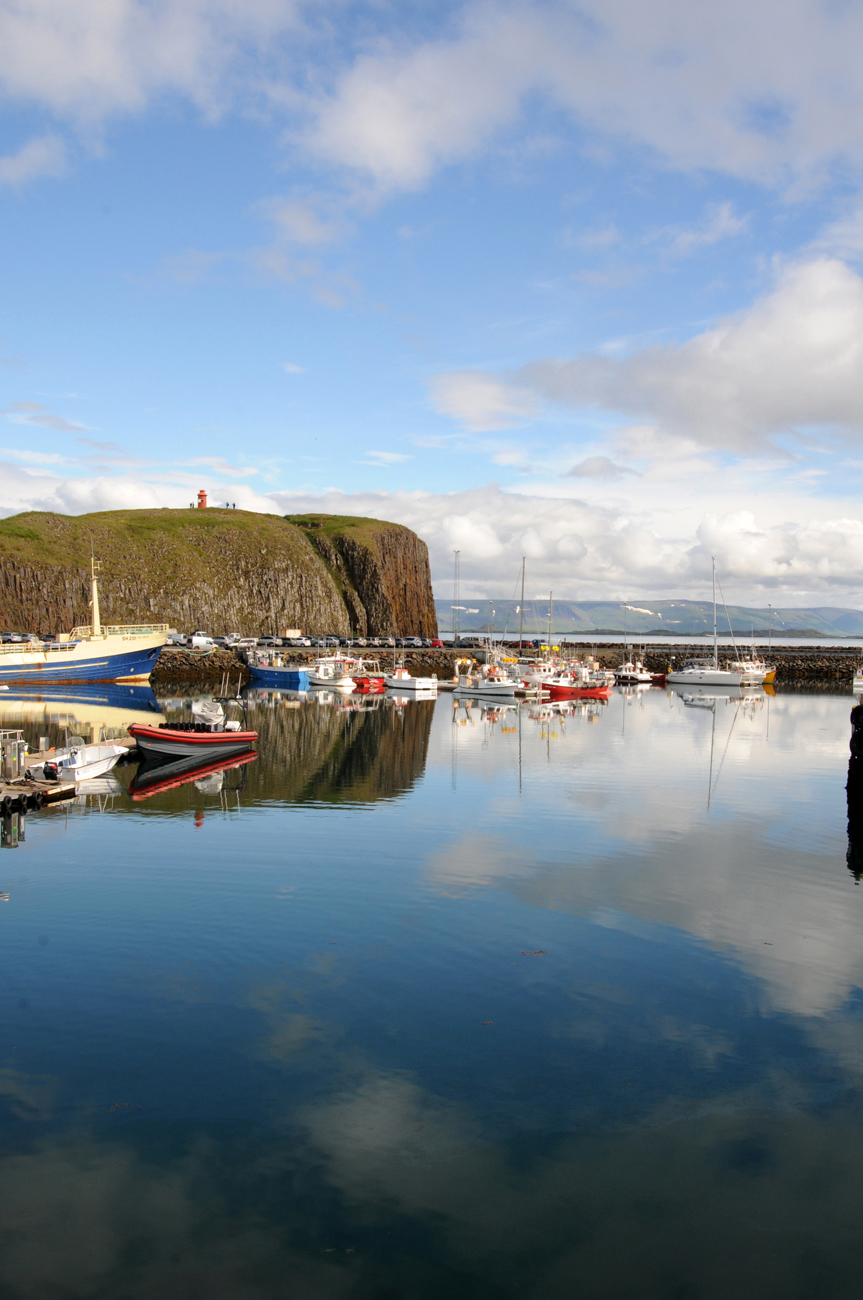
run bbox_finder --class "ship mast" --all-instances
[519,557,525,648]
[91,551,102,637]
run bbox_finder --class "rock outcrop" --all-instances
[0,509,438,638]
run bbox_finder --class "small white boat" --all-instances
[32,740,127,784]
[614,660,652,685]
[307,655,358,689]
[384,667,438,691]
[454,675,517,698]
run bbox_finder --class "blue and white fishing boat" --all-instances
[0,558,168,686]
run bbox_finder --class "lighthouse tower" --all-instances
[197,489,207,509]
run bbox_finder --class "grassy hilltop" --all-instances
[0,508,437,638]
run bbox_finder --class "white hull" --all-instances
[667,668,763,686]
[454,681,517,698]
[385,676,438,690]
[32,741,126,783]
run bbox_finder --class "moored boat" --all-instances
[31,740,127,784]
[128,697,257,759]
[384,666,439,691]
[0,557,167,685]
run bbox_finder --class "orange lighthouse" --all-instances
[197,489,207,509]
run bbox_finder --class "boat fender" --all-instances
[1,795,11,814]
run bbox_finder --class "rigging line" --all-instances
[715,572,739,655]
[710,698,741,804]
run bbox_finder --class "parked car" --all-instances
[237,637,258,649]
[185,633,216,649]
[257,636,281,647]
[430,638,443,648]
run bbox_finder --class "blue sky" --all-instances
[3,0,863,605]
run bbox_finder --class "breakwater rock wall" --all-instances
[588,644,861,682]
[0,509,437,639]
[152,644,863,686]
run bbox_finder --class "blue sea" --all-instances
[1,684,862,1298]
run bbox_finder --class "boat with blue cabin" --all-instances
[0,557,168,685]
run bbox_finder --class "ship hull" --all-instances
[128,723,257,759]
[0,640,165,685]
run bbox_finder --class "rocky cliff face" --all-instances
[292,515,438,638]
[0,509,438,638]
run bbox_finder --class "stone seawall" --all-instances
[152,644,862,688]
[585,643,861,683]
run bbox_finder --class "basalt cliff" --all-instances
[0,509,438,638]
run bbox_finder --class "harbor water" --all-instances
[1,685,862,1298]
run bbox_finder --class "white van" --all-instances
[185,632,216,650]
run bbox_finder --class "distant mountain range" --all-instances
[435,599,863,637]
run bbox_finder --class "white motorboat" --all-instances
[454,675,517,698]
[614,660,652,685]
[307,655,359,689]
[31,739,127,784]
[384,667,438,691]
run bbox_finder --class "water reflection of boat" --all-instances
[0,683,164,740]
[675,685,764,709]
[129,750,258,799]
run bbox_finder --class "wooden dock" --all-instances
[1,777,77,809]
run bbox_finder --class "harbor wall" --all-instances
[151,643,863,686]
[0,509,438,639]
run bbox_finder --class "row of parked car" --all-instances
[169,631,448,651]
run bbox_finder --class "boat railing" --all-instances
[68,623,170,640]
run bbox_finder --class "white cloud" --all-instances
[657,201,749,258]
[3,401,87,432]
[429,371,538,432]
[281,361,305,374]
[3,0,863,211]
[0,133,66,186]
[363,450,412,465]
[262,197,348,246]
[266,483,863,605]
[306,0,863,194]
[566,455,636,480]
[435,259,863,451]
[0,0,304,121]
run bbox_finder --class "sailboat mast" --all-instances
[712,555,718,669]
[519,557,525,647]
[547,592,552,656]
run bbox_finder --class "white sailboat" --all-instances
[667,559,768,688]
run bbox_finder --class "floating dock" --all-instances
[1,777,77,809]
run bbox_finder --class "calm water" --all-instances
[1,684,863,1299]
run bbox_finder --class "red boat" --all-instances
[128,697,257,759]
[351,675,386,693]
[544,684,611,700]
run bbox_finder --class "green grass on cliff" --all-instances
[0,509,299,571]
[0,508,414,579]
[285,513,404,550]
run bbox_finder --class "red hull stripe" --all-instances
[128,725,258,744]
